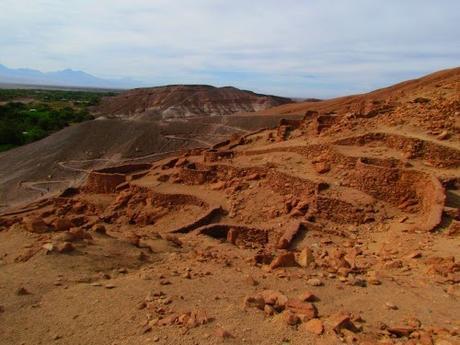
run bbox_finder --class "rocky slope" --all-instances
[94,85,293,118]
[0,68,459,345]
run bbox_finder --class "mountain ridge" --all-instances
[0,64,143,89]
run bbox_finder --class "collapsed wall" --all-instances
[84,164,152,194]
[346,159,445,231]
[334,133,460,168]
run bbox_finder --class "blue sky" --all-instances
[1,0,459,97]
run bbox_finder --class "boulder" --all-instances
[286,299,318,320]
[301,319,324,335]
[23,216,49,233]
[270,252,297,269]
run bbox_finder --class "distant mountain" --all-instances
[0,64,143,89]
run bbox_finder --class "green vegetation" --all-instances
[0,89,115,152]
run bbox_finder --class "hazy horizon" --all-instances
[1,0,459,97]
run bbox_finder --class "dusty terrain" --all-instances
[94,85,293,119]
[0,68,459,345]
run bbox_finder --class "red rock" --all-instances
[246,173,260,181]
[286,299,318,320]
[302,319,324,335]
[16,287,31,295]
[56,242,75,253]
[158,314,178,326]
[244,296,265,310]
[329,312,360,334]
[296,247,315,267]
[277,223,303,249]
[244,275,258,286]
[215,327,234,339]
[42,243,54,253]
[163,234,183,247]
[264,304,275,316]
[23,216,49,233]
[126,233,140,246]
[406,251,422,259]
[307,278,323,286]
[92,224,107,234]
[260,290,288,311]
[447,220,460,236]
[387,326,415,337]
[298,291,317,302]
[69,228,92,241]
[227,228,239,244]
[178,312,190,325]
[52,217,72,231]
[186,310,209,328]
[313,162,331,174]
[283,310,300,326]
[437,131,450,140]
[210,181,226,191]
[270,252,297,269]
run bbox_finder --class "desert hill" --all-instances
[257,67,459,134]
[0,68,459,345]
[95,84,293,118]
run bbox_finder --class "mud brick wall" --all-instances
[85,172,126,194]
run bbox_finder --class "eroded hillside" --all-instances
[95,85,293,118]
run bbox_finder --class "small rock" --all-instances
[105,284,116,289]
[405,317,421,329]
[227,228,239,244]
[387,326,415,337]
[215,327,234,339]
[42,243,54,253]
[302,319,324,335]
[244,275,259,286]
[366,271,381,285]
[244,296,265,310]
[286,299,318,320]
[307,278,323,287]
[406,251,422,259]
[137,301,147,310]
[283,310,300,326]
[260,290,288,311]
[56,242,75,254]
[264,304,275,316]
[313,162,331,174]
[270,252,297,269]
[329,312,360,334]
[16,287,31,296]
[437,131,450,140]
[163,234,183,247]
[296,247,315,267]
[23,216,49,233]
[92,224,107,234]
[385,302,398,310]
[298,291,317,302]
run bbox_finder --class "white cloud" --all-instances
[0,0,459,97]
